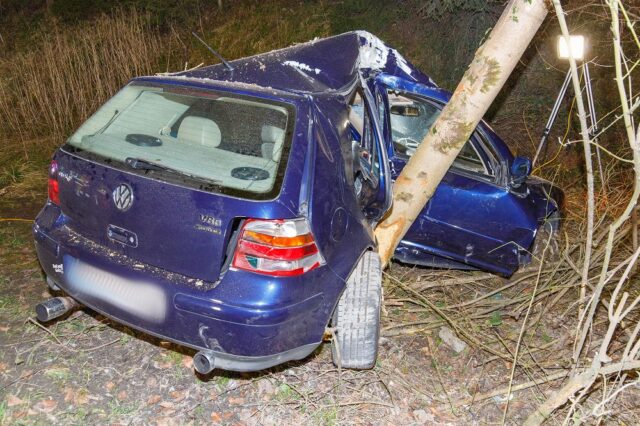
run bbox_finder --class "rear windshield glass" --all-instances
[66,83,293,198]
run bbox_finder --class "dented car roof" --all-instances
[149,31,437,95]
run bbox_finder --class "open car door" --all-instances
[346,78,393,224]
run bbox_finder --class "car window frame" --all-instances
[383,88,502,185]
[64,81,298,201]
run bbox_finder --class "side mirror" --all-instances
[510,156,531,188]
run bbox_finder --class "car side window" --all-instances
[348,91,380,179]
[348,89,382,206]
[387,90,492,177]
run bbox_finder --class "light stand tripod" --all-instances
[532,62,605,185]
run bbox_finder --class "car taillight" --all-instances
[231,218,325,277]
[48,160,60,205]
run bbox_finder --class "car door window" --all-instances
[387,90,492,177]
[349,91,380,181]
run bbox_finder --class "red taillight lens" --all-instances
[231,218,324,277]
[48,160,60,205]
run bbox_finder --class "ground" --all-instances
[1,195,639,425]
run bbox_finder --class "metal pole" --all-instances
[583,62,606,188]
[533,69,572,167]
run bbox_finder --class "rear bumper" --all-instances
[33,206,343,371]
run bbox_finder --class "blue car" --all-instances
[33,31,562,373]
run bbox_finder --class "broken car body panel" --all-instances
[375,73,561,275]
[33,31,562,371]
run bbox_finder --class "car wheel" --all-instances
[331,251,382,369]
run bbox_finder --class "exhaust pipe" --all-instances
[193,350,216,374]
[35,297,78,322]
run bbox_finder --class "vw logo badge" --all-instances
[113,184,134,212]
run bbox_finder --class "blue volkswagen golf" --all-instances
[33,31,562,373]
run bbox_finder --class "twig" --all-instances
[452,369,571,408]
[80,338,120,352]
[501,231,552,424]
[26,317,62,345]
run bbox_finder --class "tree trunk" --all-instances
[374,0,549,267]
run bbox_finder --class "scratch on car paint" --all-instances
[465,244,474,260]
[198,325,225,352]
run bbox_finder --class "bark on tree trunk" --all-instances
[374,0,549,267]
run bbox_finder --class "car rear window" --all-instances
[66,82,294,198]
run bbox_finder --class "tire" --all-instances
[331,251,382,369]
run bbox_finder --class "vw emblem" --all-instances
[112,184,134,212]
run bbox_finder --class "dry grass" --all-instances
[0,10,164,146]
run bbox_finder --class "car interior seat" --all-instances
[261,125,285,162]
[178,116,222,147]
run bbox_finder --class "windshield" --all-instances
[67,83,293,197]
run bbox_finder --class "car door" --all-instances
[346,81,392,223]
[378,85,529,276]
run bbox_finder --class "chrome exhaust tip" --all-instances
[193,350,216,374]
[35,297,77,322]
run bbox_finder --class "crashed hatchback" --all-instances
[33,31,563,373]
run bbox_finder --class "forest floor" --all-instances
[1,193,639,426]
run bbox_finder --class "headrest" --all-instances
[261,125,285,162]
[178,116,222,147]
[261,125,285,144]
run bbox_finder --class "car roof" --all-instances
[137,31,436,96]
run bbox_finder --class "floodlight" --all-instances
[557,35,585,61]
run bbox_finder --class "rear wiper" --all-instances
[124,157,222,186]
[125,157,166,171]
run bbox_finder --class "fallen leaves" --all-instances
[158,401,175,409]
[33,398,57,413]
[153,360,173,370]
[182,355,193,369]
[6,394,26,407]
[147,394,162,405]
[227,396,245,405]
[170,389,187,402]
[63,387,89,405]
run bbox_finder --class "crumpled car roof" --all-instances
[171,31,436,94]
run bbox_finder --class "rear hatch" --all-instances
[56,81,296,282]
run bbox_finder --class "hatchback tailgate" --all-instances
[56,150,245,283]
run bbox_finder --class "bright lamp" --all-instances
[557,35,585,61]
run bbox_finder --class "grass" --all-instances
[44,367,70,382]
[108,400,139,417]
[0,9,166,146]
[0,401,7,424]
